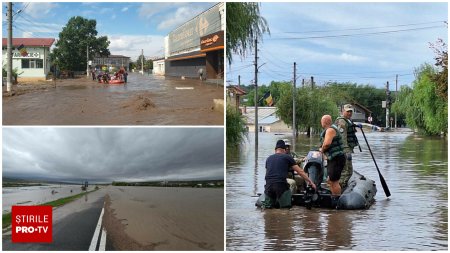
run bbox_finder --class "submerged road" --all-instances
[2,188,113,251]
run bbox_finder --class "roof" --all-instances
[259,115,281,125]
[241,106,278,124]
[2,38,55,47]
[227,86,247,95]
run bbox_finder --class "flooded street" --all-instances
[3,73,223,125]
[2,184,85,214]
[226,130,448,250]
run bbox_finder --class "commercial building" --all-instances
[152,58,165,75]
[165,3,224,80]
[2,38,55,81]
[92,54,130,71]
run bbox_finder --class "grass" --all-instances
[2,189,98,229]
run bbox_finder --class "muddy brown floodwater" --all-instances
[2,73,224,125]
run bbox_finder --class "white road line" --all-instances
[89,207,104,251]
[175,87,194,90]
[99,227,107,251]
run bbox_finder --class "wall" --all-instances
[165,57,205,78]
[2,47,50,78]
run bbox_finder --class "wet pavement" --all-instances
[2,73,224,125]
[226,130,448,250]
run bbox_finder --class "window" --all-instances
[21,59,43,69]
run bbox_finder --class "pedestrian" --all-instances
[319,115,346,208]
[335,104,362,189]
[91,68,96,81]
[198,68,204,81]
[264,140,316,208]
[123,70,128,83]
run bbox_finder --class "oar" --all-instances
[359,127,391,197]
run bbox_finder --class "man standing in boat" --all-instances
[264,140,316,208]
[319,115,346,208]
[335,104,362,189]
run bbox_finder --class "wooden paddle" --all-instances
[359,127,391,197]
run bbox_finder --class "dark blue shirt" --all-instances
[265,153,296,186]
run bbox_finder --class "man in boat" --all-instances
[264,140,316,208]
[283,140,305,193]
[319,115,346,208]
[335,104,362,189]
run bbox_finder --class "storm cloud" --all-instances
[3,128,224,182]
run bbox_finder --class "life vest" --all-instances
[336,117,359,149]
[320,125,345,160]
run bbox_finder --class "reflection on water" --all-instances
[2,184,86,214]
[226,130,448,250]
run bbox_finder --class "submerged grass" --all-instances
[2,189,98,229]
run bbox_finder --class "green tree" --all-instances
[51,16,110,71]
[429,38,448,101]
[226,2,269,64]
[276,86,340,136]
[392,64,447,135]
[226,105,247,146]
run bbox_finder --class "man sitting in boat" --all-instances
[319,115,346,208]
[264,140,316,208]
[284,140,305,193]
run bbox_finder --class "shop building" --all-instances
[165,3,224,80]
[2,38,55,81]
[152,57,165,75]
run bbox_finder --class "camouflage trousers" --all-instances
[339,153,353,189]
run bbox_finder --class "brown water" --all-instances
[3,73,223,125]
[226,130,448,250]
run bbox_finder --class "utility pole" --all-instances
[311,76,314,88]
[86,44,89,78]
[386,81,390,129]
[238,75,240,87]
[395,74,398,129]
[254,39,259,150]
[293,62,296,139]
[7,2,13,92]
[141,49,144,75]
[302,78,304,88]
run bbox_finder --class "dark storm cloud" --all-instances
[3,128,224,182]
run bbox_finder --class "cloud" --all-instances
[157,6,199,31]
[107,35,165,59]
[3,128,224,182]
[22,2,58,19]
[121,7,129,12]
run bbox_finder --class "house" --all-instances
[240,106,291,133]
[226,86,247,110]
[340,102,372,122]
[2,38,55,81]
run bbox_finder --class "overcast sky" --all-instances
[2,2,215,60]
[3,128,224,183]
[227,2,448,89]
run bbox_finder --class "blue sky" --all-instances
[2,2,215,60]
[226,2,448,89]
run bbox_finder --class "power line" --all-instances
[279,20,446,34]
[269,25,445,40]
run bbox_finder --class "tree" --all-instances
[429,38,448,101]
[50,16,110,71]
[226,2,269,64]
[392,64,447,135]
[226,105,247,146]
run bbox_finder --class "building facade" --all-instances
[92,55,130,72]
[2,38,55,81]
[165,3,224,80]
[152,58,165,75]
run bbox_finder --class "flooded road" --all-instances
[2,184,86,214]
[226,130,448,250]
[3,73,223,125]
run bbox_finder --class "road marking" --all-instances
[175,87,194,90]
[99,227,107,251]
[89,207,104,251]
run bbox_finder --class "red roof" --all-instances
[2,38,55,47]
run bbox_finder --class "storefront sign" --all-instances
[168,4,222,56]
[13,52,40,58]
[200,31,224,51]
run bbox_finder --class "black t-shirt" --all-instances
[265,153,296,186]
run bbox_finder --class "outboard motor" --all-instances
[303,150,325,188]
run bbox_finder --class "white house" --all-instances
[2,38,55,81]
